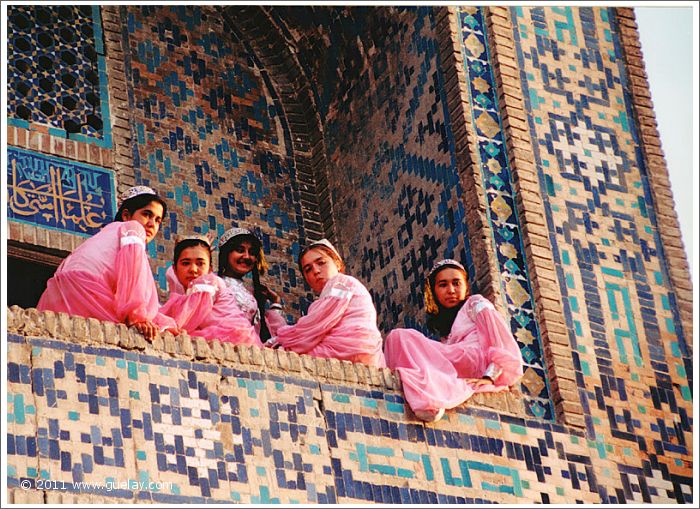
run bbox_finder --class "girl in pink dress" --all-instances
[159,234,262,346]
[216,227,286,340]
[265,239,386,368]
[384,259,523,422]
[37,186,178,340]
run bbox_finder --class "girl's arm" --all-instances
[160,269,218,332]
[273,277,354,354]
[264,306,288,337]
[113,221,160,326]
[467,294,524,386]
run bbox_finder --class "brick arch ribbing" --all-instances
[221,6,336,245]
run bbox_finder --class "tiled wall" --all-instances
[5,308,691,503]
[268,7,474,334]
[122,5,310,310]
[509,2,692,478]
[8,5,112,147]
[6,5,553,417]
[7,5,116,247]
[6,5,316,314]
[5,5,693,504]
[257,7,555,420]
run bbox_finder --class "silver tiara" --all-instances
[174,232,216,247]
[428,259,465,277]
[218,227,258,248]
[118,186,157,205]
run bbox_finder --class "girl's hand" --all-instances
[265,336,281,349]
[163,326,181,336]
[256,284,281,304]
[128,320,159,341]
[464,377,494,388]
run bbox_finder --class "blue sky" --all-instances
[635,6,696,287]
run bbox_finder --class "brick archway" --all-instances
[222,6,336,244]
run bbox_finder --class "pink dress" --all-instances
[220,276,287,337]
[37,221,177,331]
[384,294,523,414]
[271,273,386,368]
[160,268,263,347]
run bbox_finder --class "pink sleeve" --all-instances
[468,295,524,386]
[113,221,161,325]
[264,309,287,337]
[275,280,353,354]
[160,292,214,332]
[162,272,222,332]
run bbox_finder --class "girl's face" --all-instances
[433,268,468,309]
[175,245,211,288]
[300,248,340,294]
[122,201,164,243]
[227,240,258,278]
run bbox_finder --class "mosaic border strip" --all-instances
[457,7,554,421]
[509,5,692,402]
[513,6,689,360]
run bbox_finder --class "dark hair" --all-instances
[426,264,469,338]
[114,193,168,222]
[173,239,211,266]
[426,301,466,338]
[218,233,272,341]
[297,245,346,275]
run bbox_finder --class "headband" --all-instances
[174,232,215,247]
[305,238,342,260]
[428,259,465,278]
[218,227,257,248]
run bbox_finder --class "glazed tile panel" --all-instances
[6,331,690,503]
[510,4,691,496]
[7,147,116,237]
[124,5,309,310]
[7,5,112,147]
[458,7,553,421]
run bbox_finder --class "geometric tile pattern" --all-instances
[271,6,476,335]
[6,7,691,502]
[7,147,116,236]
[7,5,112,148]
[511,4,692,499]
[458,7,554,421]
[6,332,692,503]
[124,5,310,310]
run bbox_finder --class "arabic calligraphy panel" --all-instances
[8,148,116,237]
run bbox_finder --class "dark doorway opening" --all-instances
[7,241,66,309]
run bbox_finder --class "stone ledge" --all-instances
[7,306,526,417]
